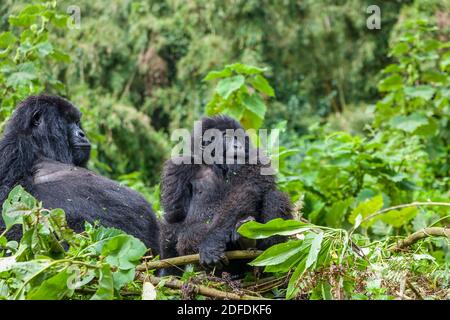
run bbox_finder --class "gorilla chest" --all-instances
[186,174,223,222]
[185,167,260,223]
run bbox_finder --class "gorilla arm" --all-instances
[161,156,200,223]
[258,189,293,248]
[198,184,260,269]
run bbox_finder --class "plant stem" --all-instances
[359,201,450,229]
[393,227,450,251]
[137,273,268,300]
[136,250,263,271]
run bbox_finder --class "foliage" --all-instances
[204,63,274,129]
[0,186,147,300]
[0,0,449,300]
[0,0,70,130]
[239,217,449,300]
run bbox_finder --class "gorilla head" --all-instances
[4,95,91,167]
[0,95,91,204]
[191,115,252,168]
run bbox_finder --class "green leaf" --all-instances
[8,14,36,27]
[223,105,245,121]
[2,186,37,229]
[90,226,124,242]
[381,207,418,228]
[348,195,383,228]
[20,4,45,16]
[112,268,135,290]
[51,14,69,28]
[413,117,438,137]
[305,231,323,269]
[422,71,446,84]
[264,249,305,273]
[0,280,9,298]
[404,86,435,101]
[0,256,17,273]
[35,42,54,57]
[216,75,245,99]
[0,32,17,49]
[91,265,114,300]
[325,199,353,228]
[249,74,275,97]
[378,74,403,92]
[227,63,267,75]
[286,259,306,299]
[27,269,73,300]
[238,218,310,239]
[389,113,429,133]
[203,68,233,81]
[6,63,38,87]
[50,49,71,63]
[241,109,264,130]
[101,234,147,271]
[242,93,267,120]
[250,240,303,266]
[391,42,409,56]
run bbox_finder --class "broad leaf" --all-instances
[249,240,304,266]
[216,75,245,99]
[242,93,266,120]
[381,207,418,228]
[27,269,73,300]
[2,186,37,229]
[91,265,114,300]
[305,232,324,269]
[389,113,429,133]
[238,218,310,239]
[249,74,275,97]
[348,195,383,228]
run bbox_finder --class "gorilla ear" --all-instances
[31,110,42,127]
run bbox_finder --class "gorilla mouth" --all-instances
[73,144,91,150]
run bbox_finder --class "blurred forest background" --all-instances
[0,0,449,300]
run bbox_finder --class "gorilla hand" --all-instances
[199,235,229,270]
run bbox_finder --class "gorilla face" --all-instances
[67,121,91,167]
[195,116,251,166]
[7,95,92,167]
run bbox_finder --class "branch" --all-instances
[362,201,450,226]
[393,227,450,251]
[136,273,267,300]
[137,250,263,271]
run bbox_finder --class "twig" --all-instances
[361,202,450,226]
[392,227,450,251]
[136,273,268,300]
[136,250,263,271]
[406,280,424,300]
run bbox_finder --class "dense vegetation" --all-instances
[0,0,449,300]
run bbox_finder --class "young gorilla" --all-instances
[160,115,292,275]
[0,95,159,253]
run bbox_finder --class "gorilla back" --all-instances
[0,95,159,253]
[30,160,159,250]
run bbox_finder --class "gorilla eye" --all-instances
[32,111,42,127]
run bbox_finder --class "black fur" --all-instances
[0,95,159,253]
[160,115,292,275]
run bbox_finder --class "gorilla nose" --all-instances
[77,130,86,138]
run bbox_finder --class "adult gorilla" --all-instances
[0,95,159,253]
